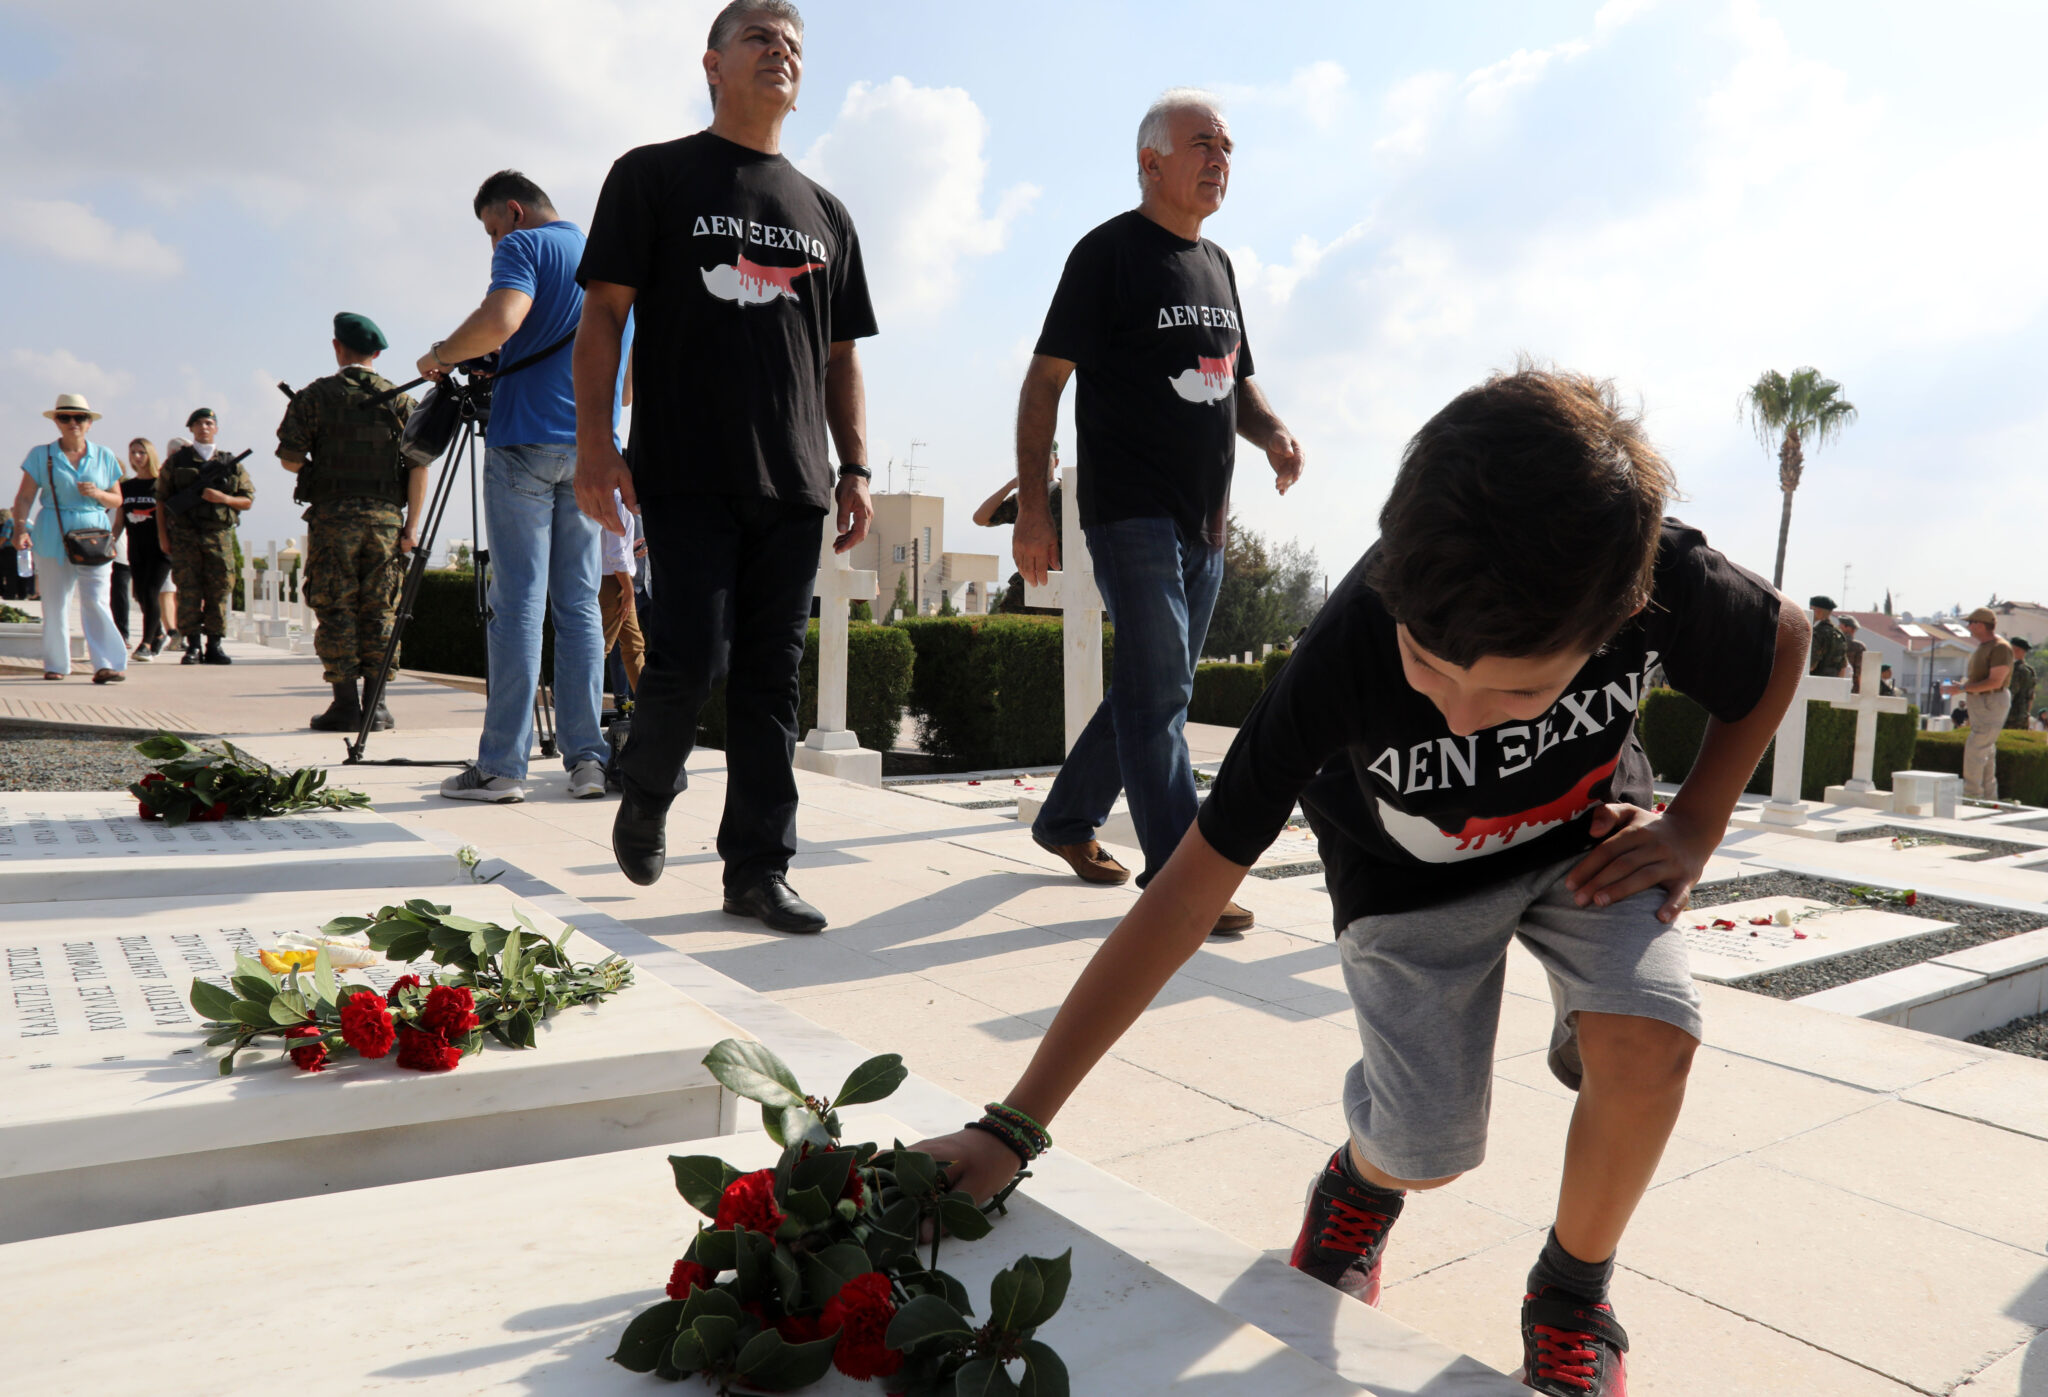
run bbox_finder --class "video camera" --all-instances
[164,448,253,517]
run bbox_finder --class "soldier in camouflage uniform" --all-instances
[159,407,254,665]
[2008,637,2036,730]
[277,312,423,732]
[1807,595,1847,679]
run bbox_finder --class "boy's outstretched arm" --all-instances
[1567,593,1811,921]
[915,824,1250,1202]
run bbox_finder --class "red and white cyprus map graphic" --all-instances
[1375,754,1621,864]
[702,255,825,306]
[1167,343,1239,404]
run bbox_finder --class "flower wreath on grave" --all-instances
[186,899,632,1075]
[129,734,371,825]
[612,1039,1071,1397]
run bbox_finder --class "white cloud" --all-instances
[1220,60,1353,133]
[1232,222,1370,307]
[8,348,133,401]
[0,199,181,276]
[800,77,1037,320]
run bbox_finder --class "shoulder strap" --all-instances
[43,446,70,525]
[495,327,578,380]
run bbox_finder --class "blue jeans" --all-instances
[476,444,606,780]
[1032,515,1224,884]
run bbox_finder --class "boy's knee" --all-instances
[1577,1012,1697,1094]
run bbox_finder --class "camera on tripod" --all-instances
[401,356,498,468]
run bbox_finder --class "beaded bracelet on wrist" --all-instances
[984,1101,1052,1154]
[964,1118,1033,1168]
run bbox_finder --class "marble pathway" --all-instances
[229,729,2048,1396]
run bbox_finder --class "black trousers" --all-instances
[108,562,132,642]
[130,541,171,645]
[621,493,824,891]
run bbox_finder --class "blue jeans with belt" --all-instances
[1031,514,1224,884]
[476,444,607,780]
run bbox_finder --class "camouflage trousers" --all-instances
[305,498,406,684]
[168,524,236,640]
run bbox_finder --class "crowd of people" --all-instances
[7,396,249,681]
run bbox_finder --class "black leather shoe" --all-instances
[180,639,203,666]
[723,873,827,934]
[310,680,362,732]
[201,636,232,665]
[612,795,667,886]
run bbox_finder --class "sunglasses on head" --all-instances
[54,413,91,424]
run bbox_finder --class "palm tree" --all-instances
[1742,367,1858,588]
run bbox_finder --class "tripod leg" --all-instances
[534,681,558,760]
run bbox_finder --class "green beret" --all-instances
[334,311,388,354]
[186,407,215,427]
[1809,596,1837,611]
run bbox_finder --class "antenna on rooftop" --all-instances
[905,440,928,495]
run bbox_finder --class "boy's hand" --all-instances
[911,1126,1021,1207]
[1565,804,1716,922]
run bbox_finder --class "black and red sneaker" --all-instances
[1519,1286,1629,1395]
[1286,1148,1403,1306]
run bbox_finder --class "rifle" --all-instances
[165,448,253,517]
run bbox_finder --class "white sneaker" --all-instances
[439,768,527,803]
[567,760,606,799]
[131,645,153,663]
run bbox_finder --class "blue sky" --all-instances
[4,0,2044,618]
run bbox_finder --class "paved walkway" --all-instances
[219,723,2048,1397]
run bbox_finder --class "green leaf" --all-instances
[609,1299,684,1373]
[702,1039,805,1109]
[229,1001,272,1027]
[780,1185,832,1227]
[668,1328,707,1374]
[691,1313,738,1362]
[885,1293,975,1351]
[1020,1251,1071,1329]
[736,1331,840,1391]
[761,1099,789,1148]
[678,1283,743,1326]
[1018,1339,1070,1397]
[789,1147,856,1201]
[733,1224,771,1298]
[891,1148,939,1199]
[135,734,194,759]
[988,1258,1045,1334]
[507,1007,536,1049]
[382,928,433,965]
[268,995,311,1026]
[832,1052,908,1109]
[319,915,373,935]
[770,1242,802,1311]
[231,953,272,985]
[799,1242,872,1309]
[310,948,336,1007]
[687,1226,737,1272]
[189,978,238,1022]
[202,1025,242,1047]
[955,1356,1020,1396]
[938,1195,993,1242]
[668,1154,743,1217]
[230,974,276,1006]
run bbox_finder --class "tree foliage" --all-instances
[1205,515,1322,659]
[1742,367,1857,588]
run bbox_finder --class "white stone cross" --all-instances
[267,540,283,622]
[1023,465,1104,755]
[793,538,883,786]
[1830,652,1909,792]
[1759,672,1851,825]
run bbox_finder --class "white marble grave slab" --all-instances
[0,791,461,902]
[0,1113,1386,1397]
[0,885,743,1241]
[1680,896,1955,984]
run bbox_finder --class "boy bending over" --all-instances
[921,367,1807,1393]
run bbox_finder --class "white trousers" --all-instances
[35,555,126,675]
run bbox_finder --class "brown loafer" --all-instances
[1211,900,1255,937]
[1032,834,1132,886]
[43,671,64,681]
[92,668,125,684]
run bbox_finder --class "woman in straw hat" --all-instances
[8,393,129,682]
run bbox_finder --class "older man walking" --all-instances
[1945,606,2014,799]
[572,1,877,933]
[1013,88,1303,936]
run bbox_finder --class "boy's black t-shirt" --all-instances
[577,131,879,514]
[1035,211,1255,547]
[120,477,161,556]
[1197,521,1783,928]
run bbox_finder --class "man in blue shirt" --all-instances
[417,170,627,803]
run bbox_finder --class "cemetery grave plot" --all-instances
[0,791,462,901]
[0,884,744,1241]
[1689,872,2042,1000]
[1834,824,2039,862]
[0,724,150,793]
[1969,1003,2048,1060]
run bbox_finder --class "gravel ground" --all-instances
[0,726,152,792]
[1969,1007,2048,1060]
[1836,824,2036,861]
[1689,871,2044,999]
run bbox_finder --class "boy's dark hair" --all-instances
[472,170,554,220]
[1369,365,1675,668]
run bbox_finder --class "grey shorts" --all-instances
[1336,853,1702,1181]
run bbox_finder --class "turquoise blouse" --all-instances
[19,440,121,561]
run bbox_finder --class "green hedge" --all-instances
[1639,688,1919,800]
[1260,648,1292,686]
[1910,728,2048,806]
[895,615,1113,769]
[1189,662,1264,726]
[698,621,914,754]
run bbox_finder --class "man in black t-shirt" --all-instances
[916,369,1807,1396]
[571,1,877,934]
[1015,89,1305,935]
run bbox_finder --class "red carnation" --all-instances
[819,1272,902,1380]
[776,1313,823,1344]
[387,974,422,1000]
[713,1169,786,1234]
[339,991,395,1059]
[1904,891,1918,907]
[419,984,479,1038]
[285,1023,327,1073]
[842,1168,866,1209]
[666,1259,714,1300]
[394,1026,464,1071]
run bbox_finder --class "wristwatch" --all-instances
[837,464,872,481]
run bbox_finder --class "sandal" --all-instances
[91,668,125,685]
[43,671,64,681]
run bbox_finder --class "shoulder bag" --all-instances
[44,446,116,567]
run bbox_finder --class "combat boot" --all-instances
[309,680,362,732]
[202,635,232,665]
[180,636,203,666]
[371,697,395,731]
